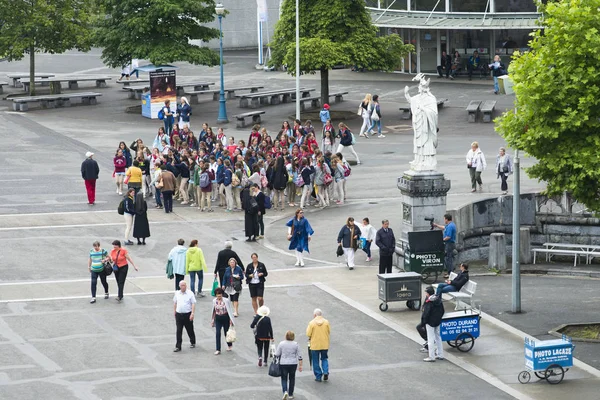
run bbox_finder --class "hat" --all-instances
[257,306,270,317]
[85,151,94,158]
[425,286,435,295]
[323,104,330,110]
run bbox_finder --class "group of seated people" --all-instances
[437,51,487,80]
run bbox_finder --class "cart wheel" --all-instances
[379,302,388,312]
[421,268,439,284]
[406,300,413,309]
[544,364,565,384]
[409,300,421,311]
[455,332,475,352]
[518,371,531,384]
[534,371,546,380]
[447,340,457,348]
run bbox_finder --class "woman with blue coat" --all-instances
[222,257,245,317]
[177,97,192,129]
[286,208,314,267]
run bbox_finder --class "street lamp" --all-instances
[216,3,228,123]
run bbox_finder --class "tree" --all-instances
[95,0,221,70]
[496,0,600,211]
[0,0,93,95]
[269,0,413,106]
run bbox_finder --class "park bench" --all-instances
[185,85,264,104]
[399,98,448,120]
[122,84,150,100]
[12,92,102,112]
[6,73,54,88]
[20,76,111,94]
[298,91,349,111]
[176,81,214,95]
[532,243,600,266]
[234,110,266,129]
[0,81,8,94]
[433,272,478,310]
[466,100,482,123]
[480,100,497,123]
[237,88,315,109]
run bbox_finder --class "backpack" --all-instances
[117,199,125,215]
[343,163,351,177]
[200,172,211,188]
[231,172,241,187]
[158,109,165,120]
[264,195,272,209]
[241,172,249,187]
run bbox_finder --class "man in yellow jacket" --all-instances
[306,308,331,382]
[185,239,207,297]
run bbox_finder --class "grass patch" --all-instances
[559,324,600,340]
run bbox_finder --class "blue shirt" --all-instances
[444,222,456,243]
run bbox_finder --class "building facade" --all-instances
[367,0,541,73]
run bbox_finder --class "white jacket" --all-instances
[359,224,377,241]
[466,149,487,172]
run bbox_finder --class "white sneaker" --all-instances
[419,347,428,353]
[423,357,435,362]
[377,134,386,138]
[359,133,365,137]
[283,392,289,400]
[294,262,300,267]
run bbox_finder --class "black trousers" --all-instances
[175,273,185,291]
[258,213,264,236]
[91,270,109,298]
[176,312,196,349]
[256,339,270,359]
[416,322,428,342]
[280,364,297,396]
[500,173,509,191]
[437,65,450,77]
[162,190,174,213]
[379,255,393,274]
[114,264,129,299]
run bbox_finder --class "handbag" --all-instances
[336,244,344,257]
[211,278,219,296]
[226,326,237,343]
[102,259,113,276]
[268,356,282,377]
[357,104,362,116]
[112,250,121,272]
[288,223,294,241]
[371,106,380,121]
[156,178,164,189]
[233,277,242,292]
[252,316,265,336]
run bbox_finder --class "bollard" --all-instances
[520,227,532,264]
[489,233,507,270]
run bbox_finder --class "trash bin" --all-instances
[377,271,422,312]
[403,230,445,284]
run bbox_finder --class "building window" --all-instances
[495,0,537,13]
[449,0,490,12]
[379,0,407,9]
[411,0,443,11]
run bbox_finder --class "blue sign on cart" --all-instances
[440,315,480,341]
[524,336,574,371]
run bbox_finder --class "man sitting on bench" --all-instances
[435,263,469,295]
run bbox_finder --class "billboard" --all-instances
[147,70,177,119]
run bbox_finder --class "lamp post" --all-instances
[295,0,300,120]
[216,3,228,123]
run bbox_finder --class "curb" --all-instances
[504,269,600,279]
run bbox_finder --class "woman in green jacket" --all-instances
[186,239,207,297]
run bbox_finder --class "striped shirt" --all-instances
[89,249,108,273]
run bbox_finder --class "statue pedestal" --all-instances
[397,170,451,239]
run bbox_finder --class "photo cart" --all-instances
[518,335,574,385]
[440,308,481,352]
[402,231,445,284]
[377,272,422,312]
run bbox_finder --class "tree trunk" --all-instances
[29,43,35,96]
[320,68,329,108]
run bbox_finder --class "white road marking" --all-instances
[0,179,32,182]
[0,210,116,217]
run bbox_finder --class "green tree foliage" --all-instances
[95,0,221,70]
[496,0,600,211]
[270,0,413,105]
[0,0,93,95]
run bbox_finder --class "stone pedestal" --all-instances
[397,170,451,239]
[519,227,532,264]
[489,233,507,270]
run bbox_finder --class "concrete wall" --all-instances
[191,0,281,50]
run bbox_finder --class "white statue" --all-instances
[404,73,438,171]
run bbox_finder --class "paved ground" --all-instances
[2,50,600,400]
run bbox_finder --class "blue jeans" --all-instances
[311,349,329,380]
[369,119,381,135]
[493,76,499,93]
[90,270,108,298]
[214,314,232,351]
[280,364,297,395]
[361,240,372,258]
[435,283,457,296]
[189,271,203,294]
[444,242,455,273]
[163,119,173,136]
[154,187,163,207]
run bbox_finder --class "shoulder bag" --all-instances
[371,105,380,121]
[252,316,265,336]
[102,249,113,276]
[112,250,121,272]
[288,223,294,241]
[268,355,282,377]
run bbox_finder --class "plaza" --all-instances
[1,45,600,400]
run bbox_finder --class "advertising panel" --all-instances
[148,70,177,119]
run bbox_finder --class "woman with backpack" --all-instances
[337,217,360,270]
[298,158,314,210]
[199,165,214,212]
[314,157,331,208]
[331,157,346,205]
[250,305,273,367]
[270,156,288,211]
[336,122,360,164]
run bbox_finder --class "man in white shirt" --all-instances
[173,281,196,352]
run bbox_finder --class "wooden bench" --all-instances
[185,86,264,104]
[399,98,448,120]
[480,100,497,123]
[466,100,482,123]
[20,76,111,94]
[299,91,349,111]
[176,81,214,96]
[433,272,478,310]
[7,73,54,88]
[234,110,266,129]
[237,88,315,109]
[12,92,102,112]
[122,84,150,100]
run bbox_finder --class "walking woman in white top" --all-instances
[466,141,487,192]
[358,93,373,138]
[359,217,377,262]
